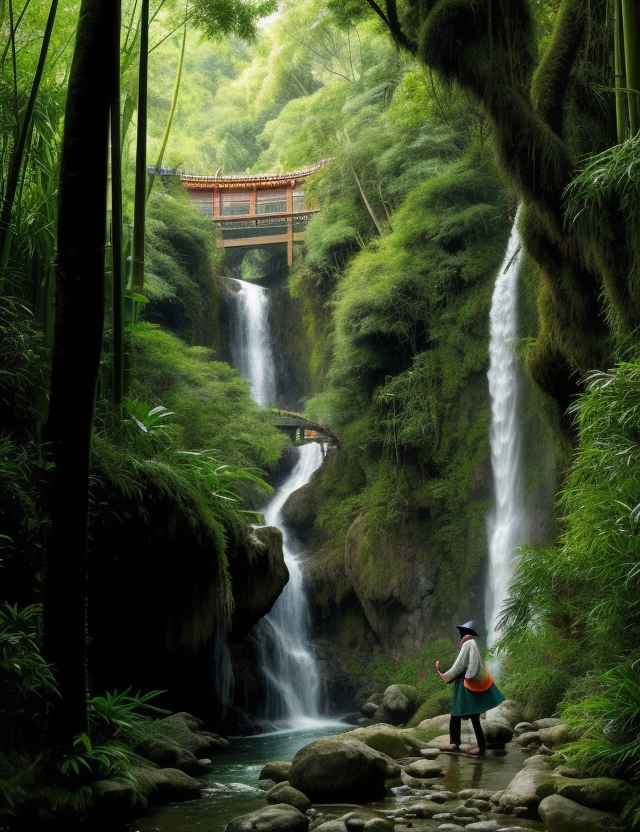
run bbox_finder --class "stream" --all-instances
[125,727,546,832]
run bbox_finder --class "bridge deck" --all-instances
[150,160,333,266]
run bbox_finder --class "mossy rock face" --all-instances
[553,775,633,812]
[344,515,439,652]
[229,525,288,641]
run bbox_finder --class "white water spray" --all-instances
[255,442,326,728]
[227,278,276,406]
[485,207,529,653]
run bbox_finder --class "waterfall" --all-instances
[226,278,277,406]
[255,442,326,729]
[485,206,528,654]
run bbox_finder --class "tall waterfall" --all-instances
[227,278,276,406]
[485,207,528,653]
[255,442,326,728]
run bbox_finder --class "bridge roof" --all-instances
[151,159,334,190]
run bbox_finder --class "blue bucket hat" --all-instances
[456,621,478,637]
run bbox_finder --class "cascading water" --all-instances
[226,278,276,406]
[255,442,326,728]
[485,206,529,655]
[222,274,327,727]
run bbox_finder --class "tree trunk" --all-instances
[621,0,640,135]
[42,0,118,750]
[130,0,149,294]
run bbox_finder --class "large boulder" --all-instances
[264,783,312,813]
[229,526,289,640]
[552,774,632,812]
[260,761,292,783]
[498,757,557,813]
[136,712,228,773]
[225,803,309,832]
[482,708,514,747]
[133,767,204,804]
[347,724,421,758]
[381,684,423,725]
[538,794,622,832]
[288,736,400,801]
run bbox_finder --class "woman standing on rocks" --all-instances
[436,621,505,756]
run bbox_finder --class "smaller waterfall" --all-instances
[256,442,326,728]
[485,207,528,653]
[227,278,277,406]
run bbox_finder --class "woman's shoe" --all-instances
[442,744,461,753]
[464,747,485,757]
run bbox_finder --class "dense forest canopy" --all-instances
[2,0,640,827]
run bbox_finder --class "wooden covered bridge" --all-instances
[151,160,333,267]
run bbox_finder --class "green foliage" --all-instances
[0,603,59,748]
[144,188,223,347]
[495,360,640,813]
[88,687,169,737]
[363,638,458,724]
[125,322,288,467]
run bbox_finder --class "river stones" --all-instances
[224,803,309,832]
[288,736,400,801]
[264,782,312,812]
[538,794,622,832]
[403,758,445,778]
[260,761,292,783]
[498,757,556,813]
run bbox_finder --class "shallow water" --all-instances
[125,722,349,832]
[125,726,548,832]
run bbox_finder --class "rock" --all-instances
[538,794,621,832]
[464,822,501,831]
[498,759,556,813]
[482,709,514,747]
[225,803,309,832]
[382,684,423,725]
[403,759,445,778]
[289,736,400,802]
[133,767,203,804]
[532,718,563,730]
[417,713,451,734]
[361,702,378,718]
[515,731,541,748]
[452,805,481,817]
[265,782,312,813]
[257,779,278,791]
[344,515,439,652]
[92,778,142,814]
[494,700,525,724]
[347,724,414,758]
[229,525,289,640]
[311,824,347,832]
[260,761,293,783]
[436,826,466,832]
[363,819,393,831]
[410,800,449,818]
[538,724,573,747]
[136,712,228,773]
[514,722,534,735]
[552,774,632,811]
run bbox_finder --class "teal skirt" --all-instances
[451,677,506,717]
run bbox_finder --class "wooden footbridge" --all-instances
[271,410,340,447]
[151,160,333,267]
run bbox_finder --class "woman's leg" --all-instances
[447,714,462,750]
[466,713,486,755]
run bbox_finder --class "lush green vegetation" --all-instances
[3,0,640,826]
